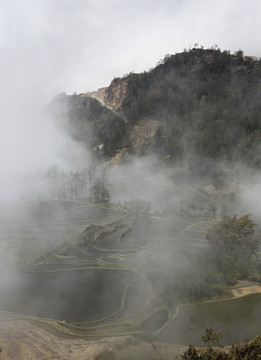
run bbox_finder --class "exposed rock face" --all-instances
[52,48,261,167]
[91,74,137,115]
[103,77,130,112]
[91,49,261,118]
[103,74,142,113]
[93,87,107,103]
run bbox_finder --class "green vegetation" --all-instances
[51,48,261,169]
[2,198,261,349]
[206,215,261,284]
[118,48,261,166]
[181,328,261,359]
[90,173,110,204]
[3,46,261,355]
[49,93,129,157]
[45,163,111,204]
[159,293,261,346]
[200,327,222,347]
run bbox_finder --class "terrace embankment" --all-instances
[1,200,261,358]
[0,319,187,360]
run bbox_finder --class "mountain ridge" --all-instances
[51,47,261,168]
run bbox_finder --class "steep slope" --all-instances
[51,48,261,166]
[49,93,130,157]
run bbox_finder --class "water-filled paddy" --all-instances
[0,268,137,322]
[158,294,261,346]
[3,203,260,343]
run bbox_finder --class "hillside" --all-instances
[2,48,261,359]
[50,48,261,168]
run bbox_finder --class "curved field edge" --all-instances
[3,200,258,343]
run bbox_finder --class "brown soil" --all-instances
[0,320,185,360]
[2,281,259,359]
[0,320,122,360]
[231,280,261,298]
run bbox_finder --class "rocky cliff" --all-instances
[51,48,261,166]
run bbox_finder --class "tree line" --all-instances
[45,164,110,204]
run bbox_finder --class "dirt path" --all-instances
[231,280,261,298]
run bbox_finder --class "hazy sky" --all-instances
[0,0,260,202]
[1,0,260,95]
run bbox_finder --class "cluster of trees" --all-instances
[182,329,261,359]
[51,48,261,170]
[185,214,261,301]
[92,329,261,359]
[177,214,261,301]
[49,93,129,157]
[146,49,261,165]
[206,214,261,284]
[46,164,110,204]
[149,214,261,303]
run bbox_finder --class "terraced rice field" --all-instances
[157,293,261,346]
[0,200,215,340]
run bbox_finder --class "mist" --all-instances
[1,1,261,357]
[1,0,261,201]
